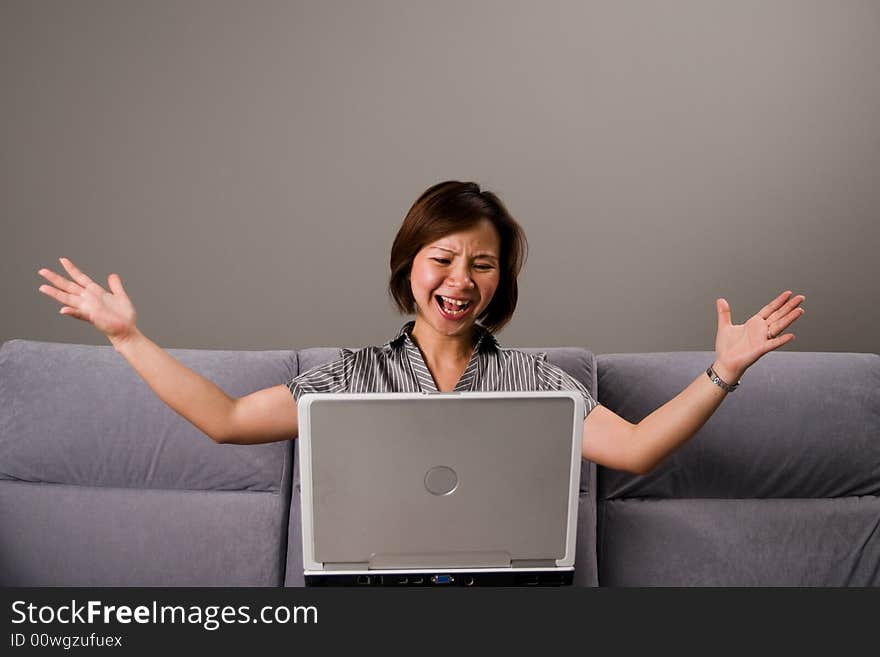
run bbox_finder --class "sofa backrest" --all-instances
[0,339,297,586]
[284,346,600,586]
[595,351,880,586]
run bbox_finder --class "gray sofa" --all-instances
[1,338,878,586]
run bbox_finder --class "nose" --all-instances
[446,262,475,289]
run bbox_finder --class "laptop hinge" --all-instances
[510,559,557,568]
[369,552,511,569]
[323,562,370,571]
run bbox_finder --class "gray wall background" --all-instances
[3,0,878,355]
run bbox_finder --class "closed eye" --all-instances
[431,258,495,270]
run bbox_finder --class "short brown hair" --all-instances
[388,180,528,334]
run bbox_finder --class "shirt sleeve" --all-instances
[534,353,600,420]
[286,349,357,403]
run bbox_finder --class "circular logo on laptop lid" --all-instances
[424,465,458,496]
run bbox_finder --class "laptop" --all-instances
[297,391,584,586]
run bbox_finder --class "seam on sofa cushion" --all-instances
[3,479,290,495]
[598,494,880,502]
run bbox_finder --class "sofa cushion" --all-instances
[596,351,880,499]
[599,497,880,586]
[0,480,290,586]
[0,339,297,492]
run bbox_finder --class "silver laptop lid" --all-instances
[298,391,583,572]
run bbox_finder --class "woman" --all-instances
[37,180,805,474]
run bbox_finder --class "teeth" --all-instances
[441,296,469,307]
[437,295,470,316]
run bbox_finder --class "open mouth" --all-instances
[435,295,473,319]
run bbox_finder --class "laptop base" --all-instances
[305,571,573,587]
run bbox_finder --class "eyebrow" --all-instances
[430,246,499,261]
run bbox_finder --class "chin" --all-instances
[432,316,472,334]
[418,306,478,336]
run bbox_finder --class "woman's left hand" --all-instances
[713,290,806,384]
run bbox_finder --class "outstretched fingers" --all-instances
[758,290,793,320]
[38,282,82,308]
[767,294,805,325]
[38,266,83,296]
[59,257,97,289]
[768,306,805,340]
[38,258,102,319]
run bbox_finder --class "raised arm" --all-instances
[581,291,806,474]
[38,257,297,444]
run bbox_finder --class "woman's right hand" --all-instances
[38,257,139,347]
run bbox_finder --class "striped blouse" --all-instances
[287,321,599,420]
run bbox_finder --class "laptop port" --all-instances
[431,575,454,585]
[396,576,409,585]
[464,576,475,586]
[356,575,371,585]
[411,576,424,585]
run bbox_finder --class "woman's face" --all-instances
[409,218,502,341]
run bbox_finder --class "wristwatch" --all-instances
[706,364,739,392]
